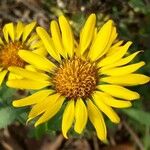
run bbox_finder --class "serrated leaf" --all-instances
[122,108,150,126]
[0,106,16,128]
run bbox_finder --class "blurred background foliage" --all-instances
[0,0,150,150]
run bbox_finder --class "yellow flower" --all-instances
[7,14,149,141]
[0,21,46,86]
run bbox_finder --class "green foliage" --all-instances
[0,106,16,128]
[0,85,29,128]
[122,108,150,126]
[0,85,16,104]
[143,126,150,150]
[28,123,49,139]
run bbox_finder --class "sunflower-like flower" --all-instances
[0,21,46,85]
[7,14,149,141]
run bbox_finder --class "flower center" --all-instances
[0,42,26,69]
[53,57,98,99]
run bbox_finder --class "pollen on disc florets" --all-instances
[0,41,26,69]
[53,57,98,99]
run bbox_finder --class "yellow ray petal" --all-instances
[0,37,4,45]
[16,21,24,40]
[18,50,55,72]
[36,27,61,61]
[7,79,51,89]
[109,26,117,42]
[87,99,107,141]
[91,27,98,45]
[8,72,23,80]
[59,16,74,58]
[88,20,113,61]
[35,96,65,127]
[107,40,124,56]
[100,61,145,76]
[98,41,132,67]
[97,84,140,100]
[0,68,3,72]
[28,93,60,121]
[101,74,150,86]
[12,89,53,107]
[3,23,14,42]
[27,33,38,46]
[74,98,88,134]
[100,26,118,58]
[50,20,67,58]
[92,92,120,123]
[33,48,47,56]
[62,100,75,138]
[22,22,36,42]
[93,91,131,108]
[79,14,96,55]
[100,51,141,71]
[29,40,43,49]
[25,65,36,72]
[3,26,8,43]
[8,66,50,81]
[0,70,8,86]
[111,40,123,48]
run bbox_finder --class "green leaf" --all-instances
[143,126,150,150]
[28,122,57,139]
[122,108,150,126]
[16,108,29,124]
[33,123,48,139]
[0,106,16,128]
[0,84,16,104]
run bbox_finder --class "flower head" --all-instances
[0,21,46,86]
[7,14,149,141]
